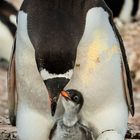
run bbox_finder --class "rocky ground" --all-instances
[120,21,140,126]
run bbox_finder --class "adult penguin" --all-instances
[64,0,134,139]
[8,0,134,139]
[8,0,87,140]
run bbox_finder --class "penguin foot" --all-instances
[0,58,9,70]
[96,130,124,140]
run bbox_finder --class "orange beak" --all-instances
[61,91,71,99]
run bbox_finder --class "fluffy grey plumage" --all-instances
[49,89,94,140]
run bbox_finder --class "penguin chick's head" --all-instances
[61,89,84,113]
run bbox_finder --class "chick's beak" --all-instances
[61,91,71,100]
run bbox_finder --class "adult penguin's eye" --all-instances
[73,95,79,102]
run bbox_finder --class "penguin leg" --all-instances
[96,130,124,140]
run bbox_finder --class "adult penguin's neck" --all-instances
[22,0,85,7]
[21,0,106,15]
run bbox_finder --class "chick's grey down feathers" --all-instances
[49,89,93,140]
[49,120,93,140]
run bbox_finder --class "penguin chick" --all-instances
[49,90,94,140]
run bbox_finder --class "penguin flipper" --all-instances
[79,123,94,140]
[49,122,57,140]
[121,59,135,116]
[7,40,16,126]
[110,18,134,116]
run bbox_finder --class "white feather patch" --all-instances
[40,69,73,80]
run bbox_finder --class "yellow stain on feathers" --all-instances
[81,29,119,85]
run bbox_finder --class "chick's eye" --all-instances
[73,96,79,102]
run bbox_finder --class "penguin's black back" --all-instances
[21,0,85,74]
[20,0,111,74]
